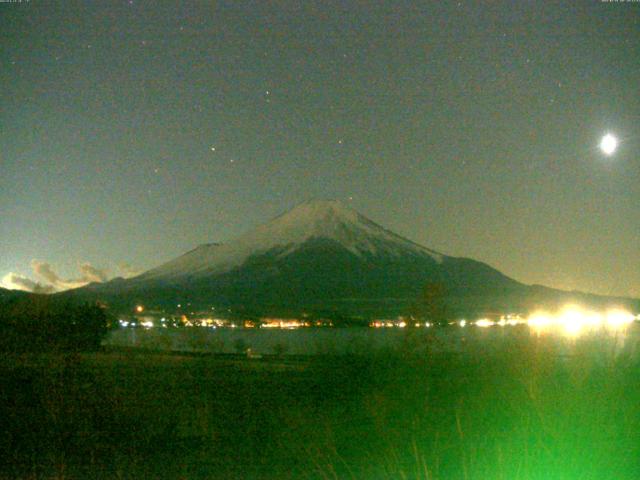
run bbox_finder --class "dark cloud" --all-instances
[2,260,139,293]
[31,260,110,290]
[32,260,65,286]
[1,272,56,294]
[79,263,109,283]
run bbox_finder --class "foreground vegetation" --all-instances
[0,298,108,353]
[1,330,639,479]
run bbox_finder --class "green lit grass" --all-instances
[0,332,639,479]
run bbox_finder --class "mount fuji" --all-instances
[65,200,636,318]
[137,200,446,282]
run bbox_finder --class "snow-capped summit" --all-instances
[138,200,443,282]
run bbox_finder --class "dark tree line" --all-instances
[0,298,109,352]
[411,281,450,325]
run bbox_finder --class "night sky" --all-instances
[1,1,639,297]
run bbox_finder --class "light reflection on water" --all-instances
[105,320,640,358]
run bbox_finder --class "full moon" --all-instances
[599,133,618,156]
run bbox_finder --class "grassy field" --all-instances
[1,330,639,479]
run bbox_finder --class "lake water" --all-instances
[105,321,640,358]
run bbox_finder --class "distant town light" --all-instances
[525,305,634,338]
[527,312,552,333]
[475,319,494,328]
[135,305,144,313]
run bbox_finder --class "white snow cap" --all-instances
[140,199,443,280]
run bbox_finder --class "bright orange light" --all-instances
[135,305,144,313]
